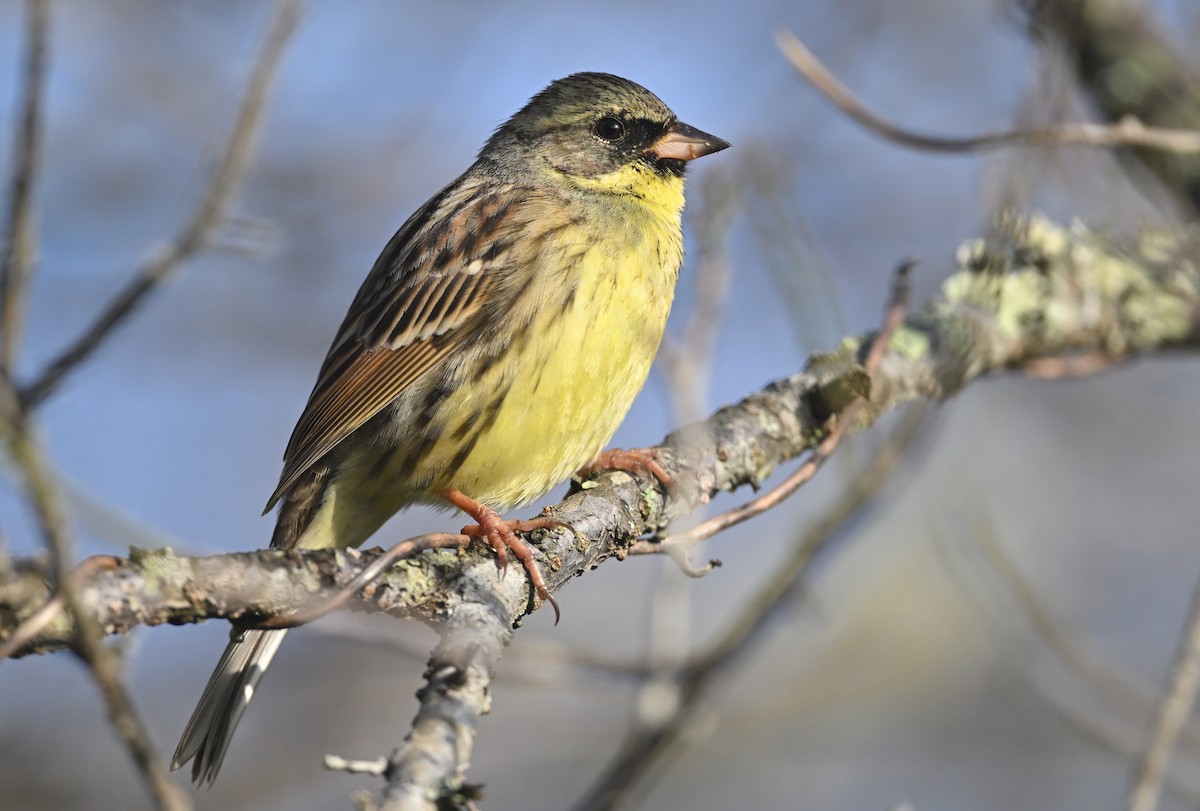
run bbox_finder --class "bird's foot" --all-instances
[577,447,673,490]
[442,488,561,624]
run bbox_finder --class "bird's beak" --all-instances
[644,121,730,161]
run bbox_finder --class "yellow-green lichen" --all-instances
[128,547,176,596]
[888,327,930,361]
[1026,216,1070,257]
[639,487,660,525]
[992,270,1048,340]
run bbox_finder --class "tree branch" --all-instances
[2,216,1198,806]
[776,28,1200,157]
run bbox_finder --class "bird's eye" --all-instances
[594,115,626,142]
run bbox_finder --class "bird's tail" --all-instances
[171,628,288,785]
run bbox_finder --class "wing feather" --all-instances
[264,174,521,512]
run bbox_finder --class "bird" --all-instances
[171,71,729,785]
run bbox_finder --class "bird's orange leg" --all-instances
[442,488,561,624]
[577,447,672,490]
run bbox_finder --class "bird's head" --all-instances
[482,72,729,199]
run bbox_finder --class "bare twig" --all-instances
[1021,349,1130,379]
[0,0,49,374]
[638,261,911,553]
[1026,0,1200,214]
[1129,573,1200,811]
[17,0,302,408]
[9,424,190,811]
[325,755,388,776]
[776,29,1200,156]
[0,5,303,807]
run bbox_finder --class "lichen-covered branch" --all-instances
[1,216,1197,806]
[2,215,1197,649]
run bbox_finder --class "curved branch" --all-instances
[776,28,1200,156]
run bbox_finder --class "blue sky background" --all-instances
[3,1,1200,809]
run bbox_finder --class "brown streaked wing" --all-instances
[264,176,521,512]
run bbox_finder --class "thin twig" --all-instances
[325,755,388,776]
[1021,349,1129,379]
[10,425,190,811]
[17,0,302,408]
[637,261,912,553]
[0,0,49,374]
[776,29,1200,155]
[378,605,507,810]
[1128,572,1200,811]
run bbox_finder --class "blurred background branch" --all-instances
[1026,0,1200,215]
[0,0,47,375]
[15,0,301,409]
[0,2,300,809]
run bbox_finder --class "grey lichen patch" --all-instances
[754,406,785,440]
[391,554,445,606]
[319,549,348,594]
[125,547,179,597]
[639,486,661,527]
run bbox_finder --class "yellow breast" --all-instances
[434,191,684,509]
